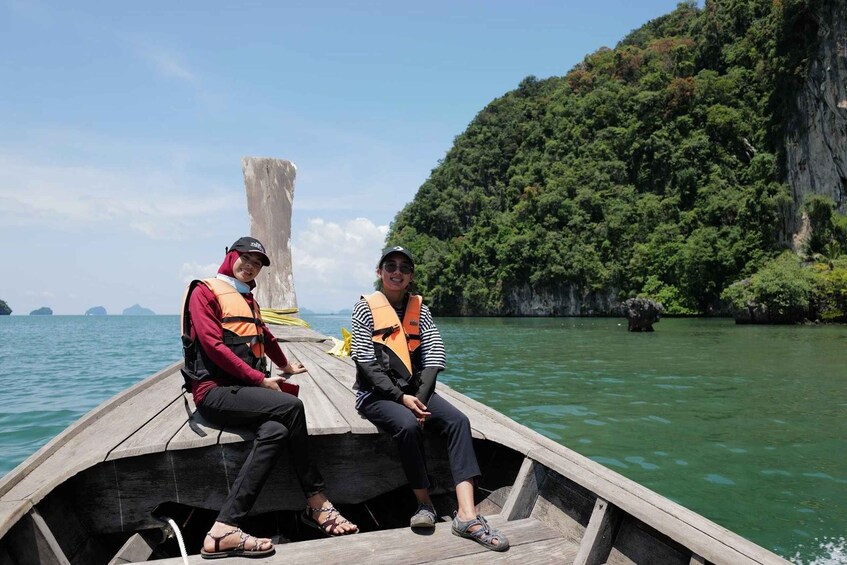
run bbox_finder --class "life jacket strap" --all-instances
[373,325,400,341]
[221,315,262,324]
[223,334,262,346]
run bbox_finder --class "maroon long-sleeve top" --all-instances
[188,254,290,405]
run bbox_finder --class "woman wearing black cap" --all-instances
[183,237,357,559]
[350,246,509,552]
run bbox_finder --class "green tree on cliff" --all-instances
[388,0,824,315]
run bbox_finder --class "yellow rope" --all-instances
[260,308,310,327]
[326,327,352,357]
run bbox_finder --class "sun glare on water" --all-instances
[790,537,847,565]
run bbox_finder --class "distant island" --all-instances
[0,299,10,316]
[122,304,155,316]
[30,307,53,316]
[335,308,352,315]
[85,306,107,316]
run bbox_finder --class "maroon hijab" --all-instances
[217,251,257,290]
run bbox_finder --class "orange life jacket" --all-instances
[364,291,422,383]
[180,278,266,385]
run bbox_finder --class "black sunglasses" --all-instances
[382,261,414,274]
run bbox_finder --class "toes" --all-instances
[337,522,357,535]
[246,535,272,551]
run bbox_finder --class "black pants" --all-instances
[358,392,480,490]
[198,386,326,526]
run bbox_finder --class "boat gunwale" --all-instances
[441,386,788,565]
[0,360,183,500]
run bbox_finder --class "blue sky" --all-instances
[0,0,686,314]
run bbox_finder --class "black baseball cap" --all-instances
[228,236,270,266]
[379,245,415,267]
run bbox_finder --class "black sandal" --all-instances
[200,527,275,559]
[300,505,358,537]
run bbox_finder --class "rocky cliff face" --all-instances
[784,0,847,240]
[499,285,621,317]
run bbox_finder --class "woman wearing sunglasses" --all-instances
[349,246,509,552]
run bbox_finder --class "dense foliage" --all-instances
[0,299,10,316]
[721,251,815,321]
[722,252,847,323]
[720,190,847,323]
[388,0,826,315]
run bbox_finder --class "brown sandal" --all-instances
[301,505,358,537]
[200,527,274,559]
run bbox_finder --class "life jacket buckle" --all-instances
[380,324,399,341]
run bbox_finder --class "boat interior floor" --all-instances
[152,514,575,564]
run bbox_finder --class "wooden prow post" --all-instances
[242,157,298,310]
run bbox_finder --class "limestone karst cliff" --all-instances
[784,0,847,240]
[387,0,846,316]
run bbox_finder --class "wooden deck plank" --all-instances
[297,344,357,389]
[273,349,350,436]
[439,537,580,564]
[2,367,184,505]
[267,324,330,343]
[167,395,223,451]
[288,342,379,434]
[106,396,187,461]
[150,516,561,564]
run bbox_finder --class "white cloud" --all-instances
[292,217,388,311]
[0,152,240,240]
[180,262,219,284]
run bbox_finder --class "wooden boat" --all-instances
[0,159,790,564]
[0,323,790,564]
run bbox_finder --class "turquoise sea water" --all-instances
[0,315,844,564]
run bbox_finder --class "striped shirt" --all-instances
[351,295,446,407]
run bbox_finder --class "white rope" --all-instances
[162,516,190,565]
